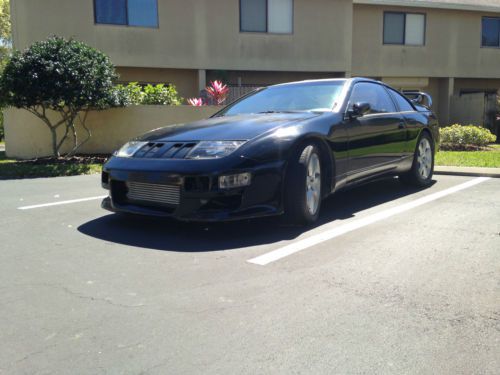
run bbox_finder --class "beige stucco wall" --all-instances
[116,67,199,99]
[11,0,353,74]
[450,93,486,125]
[206,70,344,86]
[352,4,500,78]
[4,106,219,159]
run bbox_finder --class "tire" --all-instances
[399,132,434,187]
[285,143,322,225]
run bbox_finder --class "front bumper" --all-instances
[101,156,286,222]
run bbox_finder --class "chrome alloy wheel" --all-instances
[306,153,321,215]
[417,138,433,179]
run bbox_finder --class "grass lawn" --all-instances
[436,144,500,168]
[0,151,104,179]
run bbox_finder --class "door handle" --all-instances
[398,122,406,129]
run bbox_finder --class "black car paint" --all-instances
[102,78,439,221]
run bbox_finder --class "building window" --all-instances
[482,17,500,47]
[240,0,293,34]
[94,0,158,28]
[383,12,425,46]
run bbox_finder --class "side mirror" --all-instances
[348,102,371,119]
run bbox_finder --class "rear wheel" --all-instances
[399,132,434,187]
[285,143,322,225]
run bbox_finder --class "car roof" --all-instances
[270,77,386,88]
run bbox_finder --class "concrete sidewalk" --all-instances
[435,166,500,178]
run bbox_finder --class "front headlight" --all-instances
[186,141,246,159]
[114,141,148,158]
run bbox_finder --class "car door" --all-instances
[345,82,407,177]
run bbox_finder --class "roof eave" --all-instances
[353,0,500,13]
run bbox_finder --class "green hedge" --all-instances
[440,124,496,151]
[114,82,182,106]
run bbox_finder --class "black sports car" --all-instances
[101,78,439,224]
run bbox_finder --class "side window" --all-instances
[388,89,415,112]
[349,83,397,114]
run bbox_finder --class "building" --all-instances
[9,0,500,126]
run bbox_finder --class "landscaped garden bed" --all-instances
[0,151,107,179]
[435,124,499,168]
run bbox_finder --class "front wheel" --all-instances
[399,132,434,187]
[285,143,322,225]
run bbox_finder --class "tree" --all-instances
[0,36,122,156]
[0,0,11,71]
[0,0,11,142]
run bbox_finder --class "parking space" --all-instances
[1,174,499,374]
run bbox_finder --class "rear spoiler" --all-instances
[403,91,433,110]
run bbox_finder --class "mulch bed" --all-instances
[9,154,110,165]
[439,144,496,151]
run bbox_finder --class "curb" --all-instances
[434,166,500,178]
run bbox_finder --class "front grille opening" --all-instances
[200,195,242,211]
[184,176,211,192]
[134,143,156,158]
[133,142,199,159]
[101,171,109,185]
[110,180,128,205]
[174,143,197,159]
[162,143,184,158]
[126,181,180,207]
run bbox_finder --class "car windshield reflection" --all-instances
[218,81,345,117]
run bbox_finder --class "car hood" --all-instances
[138,112,321,142]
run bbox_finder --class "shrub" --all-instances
[0,36,120,157]
[142,84,182,105]
[440,124,497,150]
[114,82,144,106]
[205,80,229,105]
[113,82,182,106]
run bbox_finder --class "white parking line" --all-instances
[247,177,490,266]
[18,195,108,210]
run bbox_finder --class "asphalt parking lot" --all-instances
[1,174,499,375]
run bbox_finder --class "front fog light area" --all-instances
[219,173,252,189]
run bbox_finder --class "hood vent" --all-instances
[134,142,198,159]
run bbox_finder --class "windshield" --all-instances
[219,81,345,116]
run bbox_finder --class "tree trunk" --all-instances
[50,127,59,157]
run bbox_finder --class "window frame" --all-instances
[93,0,159,28]
[481,16,500,48]
[386,87,416,112]
[239,0,294,35]
[383,11,426,46]
[347,82,398,116]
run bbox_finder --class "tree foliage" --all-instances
[0,0,9,41]
[0,0,11,141]
[0,0,11,71]
[0,36,121,156]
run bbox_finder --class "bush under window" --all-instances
[439,124,497,151]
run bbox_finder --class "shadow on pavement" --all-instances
[78,177,435,252]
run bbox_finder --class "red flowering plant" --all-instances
[187,97,204,106]
[205,80,229,105]
[187,80,229,106]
